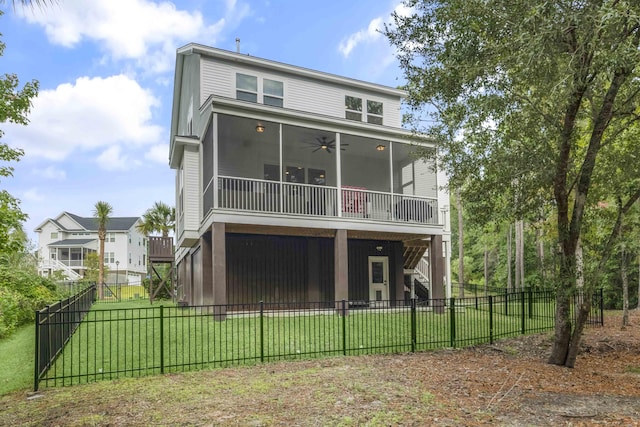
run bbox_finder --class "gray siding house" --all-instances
[169,43,451,308]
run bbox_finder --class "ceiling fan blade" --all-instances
[327,148,332,154]
[328,139,335,145]
[313,147,322,152]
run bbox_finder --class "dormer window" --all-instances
[236,73,258,103]
[345,96,362,121]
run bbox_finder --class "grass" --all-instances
[37,297,559,389]
[0,323,35,395]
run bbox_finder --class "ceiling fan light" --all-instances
[376,144,385,151]
[255,124,265,133]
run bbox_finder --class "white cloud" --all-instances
[19,0,251,74]
[144,144,168,164]
[338,2,412,58]
[96,145,142,171]
[22,188,45,202]
[33,165,67,180]
[4,75,163,161]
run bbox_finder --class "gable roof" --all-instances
[35,212,140,233]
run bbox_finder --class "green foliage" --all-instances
[0,16,38,256]
[81,252,103,283]
[142,276,173,300]
[0,265,59,338]
[137,201,175,237]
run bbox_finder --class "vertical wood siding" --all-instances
[226,234,334,306]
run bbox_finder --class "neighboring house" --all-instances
[169,43,452,308]
[35,212,148,283]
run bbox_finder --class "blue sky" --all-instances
[2,0,410,243]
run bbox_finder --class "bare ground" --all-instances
[1,311,640,426]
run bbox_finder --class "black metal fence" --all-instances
[56,282,149,303]
[34,284,96,391]
[34,288,603,390]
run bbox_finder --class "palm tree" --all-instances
[137,201,175,237]
[93,201,113,299]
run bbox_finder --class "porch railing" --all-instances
[217,176,438,225]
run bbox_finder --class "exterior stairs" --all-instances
[39,258,82,281]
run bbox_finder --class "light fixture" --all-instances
[376,245,383,252]
[321,144,328,150]
[255,123,265,133]
[376,144,385,151]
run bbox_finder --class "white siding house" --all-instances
[169,43,451,308]
[35,212,147,283]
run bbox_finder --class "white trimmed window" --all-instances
[367,100,383,125]
[104,252,115,264]
[345,96,362,121]
[236,73,258,103]
[264,79,283,107]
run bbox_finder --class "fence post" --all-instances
[489,295,494,344]
[521,290,525,334]
[449,297,456,348]
[341,300,347,356]
[411,297,416,353]
[33,310,40,392]
[528,288,533,319]
[259,301,264,363]
[159,305,164,374]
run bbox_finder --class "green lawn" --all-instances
[0,324,34,395]
[38,298,558,389]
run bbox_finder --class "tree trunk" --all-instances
[515,220,524,290]
[484,245,488,293]
[536,226,545,281]
[565,298,591,368]
[98,235,105,299]
[457,188,464,298]
[637,255,640,310]
[622,250,629,327]
[507,224,512,291]
[548,250,576,365]
[576,238,584,288]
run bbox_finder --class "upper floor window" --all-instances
[345,96,362,121]
[367,100,383,125]
[50,232,58,239]
[106,232,116,242]
[236,73,258,103]
[264,79,283,107]
[236,73,283,107]
[345,96,384,125]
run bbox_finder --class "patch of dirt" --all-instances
[2,311,640,426]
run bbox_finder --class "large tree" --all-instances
[93,201,112,299]
[0,11,37,255]
[386,1,640,367]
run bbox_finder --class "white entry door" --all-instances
[368,256,389,304]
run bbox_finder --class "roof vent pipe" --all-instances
[236,38,240,53]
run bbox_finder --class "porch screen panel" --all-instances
[340,134,390,192]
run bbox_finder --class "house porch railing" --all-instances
[218,176,439,225]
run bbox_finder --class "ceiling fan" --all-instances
[303,136,348,153]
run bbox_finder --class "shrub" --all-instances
[0,287,30,338]
[0,265,60,339]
